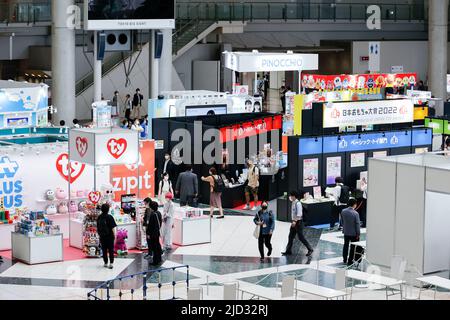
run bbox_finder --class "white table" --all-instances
[172,216,211,246]
[346,269,404,300]
[237,282,296,300]
[12,232,63,265]
[417,276,450,300]
[295,280,347,300]
[0,223,16,250]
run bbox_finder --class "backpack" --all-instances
[213,175,225,193]
[97,215,111,238]
[339,185,350,204]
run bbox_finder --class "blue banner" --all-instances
[336,131,412,152]
[412,129,432,146]
[298,137,323,156]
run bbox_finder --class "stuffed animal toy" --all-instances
[78,201,87,211]
[100,183,115,205]
[46,204,57,215]
[114,229,128,256]
[76,190,85,198]
[70,190,77,198]
[45,189,55,201]
[55,188,67,200]
[58,202,68,214]
[69,200,78,213]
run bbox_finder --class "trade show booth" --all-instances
[367,153,450,275]
[152,113,284,207]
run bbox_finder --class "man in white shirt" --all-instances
[330,177,349,230]
[282,190,314,256]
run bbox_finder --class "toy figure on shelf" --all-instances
[114,229,128,256]
[100,183,115,205]
[81,203,102,258]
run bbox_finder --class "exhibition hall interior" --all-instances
[0,0,450,303]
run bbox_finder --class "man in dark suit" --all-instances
[176,165,198,207]
[341,198,361,266]
[143,198,163,266]
[132,88,144,118]
[162,152,176,184]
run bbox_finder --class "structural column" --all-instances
[93,32,102,102]
[428,0,449,115]
[149,30,159,99]
[159,28,173,93]
[51,0,76,123]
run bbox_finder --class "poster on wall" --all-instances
[326,157,342,185]
[350,153,366,168]
[372,151,388,158]
[110,140,155,201]
[303,158,319,187]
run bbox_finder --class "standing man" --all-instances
[282,191,314,257]
[133,88,144,119]
[341,198,361,266]
[124,94,132,121]
[162,152,176,186]
[176,165,198,207]
[97,203,117,269]
[111,90,119,118]
[330,177,349,230]
[244,159,259,210]
[143,198,163,266]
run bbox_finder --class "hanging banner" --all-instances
[323,99,414,128]
[301,73,417,90]
[111,140,155,201]
[220,116,282,143]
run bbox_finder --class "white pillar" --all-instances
[52,0,76,123]
[159,29,173,93]
[149,31,159,99]
[93,31,102,102]
[428,0,449,115]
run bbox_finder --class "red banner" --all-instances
[301,73,418,90]
[220,116,282,143]
[110,140,155,201]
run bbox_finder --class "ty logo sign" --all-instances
[88,191,101,204]
[107,138,127,159]
[56,153,86,183]
[76,137,88,157]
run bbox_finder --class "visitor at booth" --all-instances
[162,192,175,252]
[139,118,147,139]
[72,119,80,128]
[417,80,426,91]
[253,201,274,262]
[143,198,163,266]
[244,159,260,211]
[443,138,450,153]
[158,172,174,205]
[201,167,225,219]
[176,165,199,207]
[341,198,361,266]
[131,118,144,133]
[112,91,119,117]
[142,198,153,259]
[279,85,287,113]
[133,88,144,119]
[121,119,128,129]
[282,191,314,257]
[97,203,117,269]
[124,94,132,120]
[330,177,350,231]
[162,152,176,186]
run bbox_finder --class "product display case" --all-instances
[172,206,211,246]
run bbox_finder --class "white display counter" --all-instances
[0,224,16,251]
[46,214,70,240]
[172,216,211,246]
[69,219,137,250]
[12,232,63,265]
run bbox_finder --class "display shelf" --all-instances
[0,223,16,250]
[36,197,89,203]
[11,232,63,265]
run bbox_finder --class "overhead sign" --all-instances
[323,99,414,128]
[298,138,323,156]
[220,115,282,143]
[223,52,319,72]
[391,66,404,73]
[336,132,412,152]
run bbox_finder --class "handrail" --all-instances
[87,264,190,300]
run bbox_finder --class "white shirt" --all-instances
[291,200,303,221]
[332,183,344,206]
[131,124,143,132]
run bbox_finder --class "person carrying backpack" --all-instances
[201,167,225,219]
[97,203,117,269]
[330,177,350,230]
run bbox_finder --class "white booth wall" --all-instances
[367,154,450,275]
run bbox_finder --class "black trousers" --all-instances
[125,108,131,120]
[331,205,346,228]
[258,234,272,259]
[343,235,358,265]
[285,220,313,253]
[148,235,162,264]
[100,237,114,265]
[180,195,194,207]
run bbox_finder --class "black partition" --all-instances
[345,151,368,189]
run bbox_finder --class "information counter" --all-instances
[172,207,211,246]
[301,198,335,226]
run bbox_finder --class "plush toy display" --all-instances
[45,189,55,201]
[69,200,78,213]
[55,188,67,200]
[76,190,85,198]
[70,190,77,198]
[46,204,57,215]
[100,183,115,205]
[114,229,128,256]
[58,202,68,214]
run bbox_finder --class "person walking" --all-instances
[158,172,174,205]
[341,198,361,266]
[112,91,119,117]
[282,191,314,257]
[124,94,132,120]
[253,201,274,262]
[176,165,198,207]
[244,159,259,210]
[279,85,287,113]
[133,88,144,119]
[201,167,225,219]
[330,177,350,230]
[143,198,163,266]
[97,203,117,269]
[161,192,175,251]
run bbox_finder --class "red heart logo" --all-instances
[88,191,101,204]
[56,153,86,184]
[107,138,128,159]
[76,137,88,157]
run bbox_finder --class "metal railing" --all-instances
[87,265,190,301]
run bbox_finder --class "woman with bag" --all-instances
[201,167,225,219]
[253,201,275,262]
[158,172,174,205]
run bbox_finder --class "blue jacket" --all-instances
[254,210,275,235]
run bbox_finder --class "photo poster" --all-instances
[350,152,366,168]
[372,151,387,158]
[303,158,319,187]
[326,156,342,185]
[313,186,322,199]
